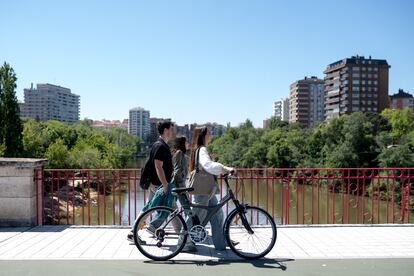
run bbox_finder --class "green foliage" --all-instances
[22,119,50,157]
[0,63,23,157]
[46,139,70,168]
[0,144,5,156]
[267,117,290,130]
[377,145,414,168]
[209,110,414,169]
[20,119,141,169]
[381,108,414,142]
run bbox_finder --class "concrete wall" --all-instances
[0,158,48,227]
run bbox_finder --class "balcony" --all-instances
[326,89,340,96]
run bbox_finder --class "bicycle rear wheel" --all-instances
[225,206,277,259]
[133,206,187,261]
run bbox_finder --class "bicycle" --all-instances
[133,173,277,261]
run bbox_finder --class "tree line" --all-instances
[209,110,414,169]
[22,119,143,168]
[2,62,414,170]
[0,62,142,168]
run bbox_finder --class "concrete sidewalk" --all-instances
[0,225,414,261]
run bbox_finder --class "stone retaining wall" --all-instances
[0,158,48,227]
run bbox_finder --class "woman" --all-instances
[171,136,189,188]
[183,126,235,252]
[170,136,189,233]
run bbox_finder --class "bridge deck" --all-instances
[0,225,413,260]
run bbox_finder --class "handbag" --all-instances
[186,147,219,195]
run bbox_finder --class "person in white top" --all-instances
[182,126,235,253]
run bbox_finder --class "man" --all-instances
[127,121,174,242]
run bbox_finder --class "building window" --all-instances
[374,68,378,71]
[352,67,360,71]
[368,67,372,71]
[362,67,367,71]
[352,86,360,91]
[352,80,360,85]
[353,73,360,78]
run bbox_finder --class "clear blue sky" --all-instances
[1,0,413,127]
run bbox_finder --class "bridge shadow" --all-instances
[144,257,293,270]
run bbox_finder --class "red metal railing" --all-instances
[34,168,413,226]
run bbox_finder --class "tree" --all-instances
[45,120,78,148]
[267,116,289,130]
[377,144,414,168]
[22,119,48,158]
[0,63,23,157]
[46,139,71,168]
[381,108,414,143]
[70,141,103,168]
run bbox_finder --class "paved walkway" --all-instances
[0,225,414,261]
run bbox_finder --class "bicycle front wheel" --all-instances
[133,206,187,261]
[225,206,277,259]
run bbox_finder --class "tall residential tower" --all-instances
[128,107,150,141]
[289,76,325,128]
[324,55,390,120]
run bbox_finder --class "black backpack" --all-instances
[139,141,161,190]
[139,158,152,190]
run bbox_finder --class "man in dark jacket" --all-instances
[127,121,174,242]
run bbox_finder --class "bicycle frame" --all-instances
[176,176,245,227]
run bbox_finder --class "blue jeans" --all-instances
[185,194,226,251]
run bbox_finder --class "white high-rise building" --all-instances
[274,98,290,121]
[128,107,150,140]
[20,83,80,124]
[289,76,325,128]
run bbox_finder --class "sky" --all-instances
[1,0,413,127]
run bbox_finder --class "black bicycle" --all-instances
[133,174,277,261]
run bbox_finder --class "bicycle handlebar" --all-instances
[222,172,238,180]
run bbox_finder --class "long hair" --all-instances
[189,126,208,171]
[171,136,187,155]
